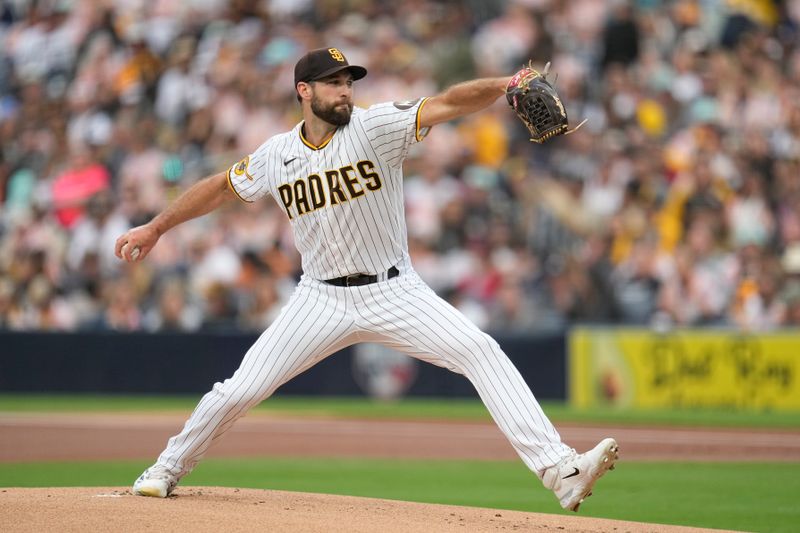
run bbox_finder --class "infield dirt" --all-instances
[1,487,736,533]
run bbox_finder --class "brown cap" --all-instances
[294,47,367,88]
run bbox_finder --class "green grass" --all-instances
[1,393,799,428]
[0,459,796,532]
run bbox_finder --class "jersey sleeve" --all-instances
[226,142,271,203]
[359,98,431,168]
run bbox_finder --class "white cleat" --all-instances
[541,437,619,512]
[132,464,178,498]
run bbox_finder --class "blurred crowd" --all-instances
[1,0,800,333]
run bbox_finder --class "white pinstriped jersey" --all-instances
[227,98,429,281]
[153,96,576,491]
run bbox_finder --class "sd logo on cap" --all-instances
[294,47,368,88]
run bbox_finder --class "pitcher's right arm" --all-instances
[114,172,236,262]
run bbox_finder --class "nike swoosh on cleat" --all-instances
[284,157,298,166]
[562,467,580,479]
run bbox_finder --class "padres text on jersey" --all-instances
[276,160,382,219]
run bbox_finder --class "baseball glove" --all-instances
[506,61,586,143]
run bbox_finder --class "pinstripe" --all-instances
[369,129,403,141]
[297,162,342,276]
[149,97,572,491]
[304,131,346,277]
[402,275,566,459]
[357,119,408,254]
[350,116,408,260]
[357,282,450,364]
[394,286,564,469]
[226,103,424,280]
[261,284,349,388]
[352,107,413,262]
[359,277,530,462]
[238,181,259,193]
[273,131,330,276]
[347,124,394,271]
[373,136,405,154]
[400,278,560,440]
[159,281,355,473]
[338,128,391,271]
[157,269,568,479]
[298,147,340,277]
[164,282,346,469]
[362,111,403,127]
[311,139,363,276]
[380,279,554,467]
[406,277,563,443]
[363,109,401,121]
[204,287,354,451]
[373,275,566,468]
[347,110,398,273]
[321,135,375,274]
[159,284,318,469]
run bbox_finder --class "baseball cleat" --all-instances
[541,437,619,512]
[132,464,178,498]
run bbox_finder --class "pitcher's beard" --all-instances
[311,96,352,125]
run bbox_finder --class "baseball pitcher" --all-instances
[115,47,617,512]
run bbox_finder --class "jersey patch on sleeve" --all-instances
[393,99,420,110]
[231,155,254,181]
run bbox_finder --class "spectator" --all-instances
[601,1,640,70]
[489,275,539,331]
[781,281,800,326]
[726,171,775,249]
[143,278,202,332]
[612,236,661,324]
[200,282,238,332]
[239,273,283,331]
[88,277,142,331]
[66,190,130,276]
[51,144,111,228]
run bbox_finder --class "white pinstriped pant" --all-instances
[157,267,572,479]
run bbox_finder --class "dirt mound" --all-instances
[1,487,729,532]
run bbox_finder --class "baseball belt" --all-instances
[324,266,399,287]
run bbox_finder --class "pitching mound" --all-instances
[2,487,728,532]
